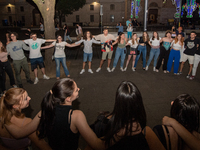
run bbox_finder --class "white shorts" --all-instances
[182,54,194,64]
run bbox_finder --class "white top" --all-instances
[75,39,101,53]
[40,24,44,31]
[24,38,46,59]
[127,26,133,32]
[150,37,161,46]
[171,40,182,50]
[52,41,67,58]
[128,40,138,48]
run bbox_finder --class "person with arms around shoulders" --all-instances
[116,23,124,35]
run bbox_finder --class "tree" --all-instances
[56,0,86,26]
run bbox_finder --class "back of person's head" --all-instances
[170,94,200,132]
[104,81,146,146]
[37,78,75,139]
[0,88,25,126]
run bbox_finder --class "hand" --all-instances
[162,116,176,126]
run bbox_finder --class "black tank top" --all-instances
[47,105,79,150]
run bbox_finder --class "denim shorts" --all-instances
[83,52,93,62]
[30,57,45,71]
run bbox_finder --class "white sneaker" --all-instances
[43,75,50,80]
[164,70,167,73]
[88,69,93,74]
[107,67,111,72]
[132,68,135,71]
[80,69,85,74]
[96,67,101,72]
[111,67,115,72]
[145,66,148,71]
[120,67,124,72]
[153,67,156,71]
[155,69,159,72]
[123,67,127,71]
[34,78,39,84]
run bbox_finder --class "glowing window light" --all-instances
[131,0,134,18]
[135,0,141,19]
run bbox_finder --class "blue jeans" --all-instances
[64,34,72,42]
[113,47,126,68]
[127,32,132,39]
[146,48,160,67]
[167,49,180,73]
[134,45,147,68]
[55,57,69,77]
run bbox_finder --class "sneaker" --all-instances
[34,78,39,84]
[43,74,50,80]
[120,67,124,72]
[155,69,159,72]
[111,67,115,72]
[164,70,167,73]
[107,67,111,72]
[80,69,85,74]
[186,74,190,78]
[145,66,148,71]
[189,76,195,80]
[12,85,17,88]
[19,84,23,88]
[132,68,135,71]
[153,67,156,71]
[176,73,180,75]
[167,71,169,73]
[179,72,182,75]
[123,67,127,71]
[96,67,101,72]
[27,80,34,84]
[88,69,93,74]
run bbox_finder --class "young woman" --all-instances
[127,23,133,40]
[156,30,173,73]
[167,34,184,75]
[111,32,128,72]
[146,32,162,71]
[0,41,17,95]
[154,94,200,150]
[0,88,51,150]
[75,31,101,74]
[40,35,79,79]
[124,33,138,71]
[134,31,150,70]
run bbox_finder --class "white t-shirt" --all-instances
[40,24,44,31]
[24,38,46,59]
[128,40,138,48]
[150,37,161,46]
[52,41,67,58]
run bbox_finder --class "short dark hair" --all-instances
[31,32,37,36]
[103,27,108,31]
[10,32,18,39]
[190,31,196,35]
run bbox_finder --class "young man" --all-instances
[126,18,131,27]
[76,24,83,40]
[179,31,199,78]
[39,22,44,38]
[6,32,33,88]
[176,26,185,39]
[24,33,55,84]
[94,28,116,72]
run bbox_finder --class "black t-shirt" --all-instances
[195,38,200,55]
[132,20,138,26]
[184,38,199,56]
[176,30,185,37]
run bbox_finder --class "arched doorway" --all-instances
[32,9,41,26]
[148,2,158,24]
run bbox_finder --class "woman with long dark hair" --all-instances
[75,31,101,74]
[134,31,150,70]
[0,41,17,95]
[111,32,128,72]
[154,94,200,150]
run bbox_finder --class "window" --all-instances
[90,5,94,10]
[76,15,79,22]
[90,15,94,22]
[7,7,11,13]
[22,16,25,22]
[9,16,12,24]
[110,4,115,10]
[110,15,114,22]
[20,6,24,12]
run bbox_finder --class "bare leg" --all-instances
[99,59,104,68]
[34,68,38,78]
[88,61,91,69]
[132,55,136,68]
[188,64,193,75]
[125,55,132,68]
[108,59,111,68]
[41,68,46,75]
[179,62,185,72]
[83,62,86,69]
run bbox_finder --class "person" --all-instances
[76,24,83,40]
[167,34,184,75]
[154,94,200,150]
[116,23,123,35]
[94,28,116,72]
[0,41,17,95]
[146,31,162,71]
[6,32,33,88]
[132,18,140,27]
[39,22,44,38]
[124,33,138,71]
[5,30,11,45]
[190,37,200,80]
[75,31,101,74]
[156,30,173,73]
[127,23,133,40]
[93,81,165,150]
[40,35,79,79]
[111,32,128,72]
[25,28,32,38]
[134,31,150,70]
[171,26,176,39]
[126,18,131,27]
[175,26,185,39]
[179,31,199,78]
[0,88,52,150]
[63,24,72,43]
[23,33,55,84]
